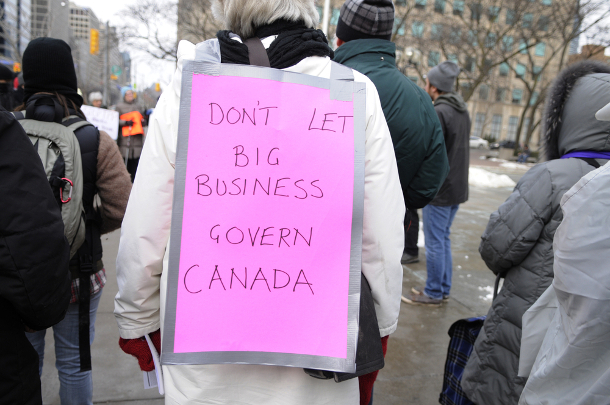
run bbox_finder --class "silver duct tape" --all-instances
[163,61,365,373]
[330,62,355,101]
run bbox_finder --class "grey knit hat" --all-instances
[336,0,395,42]
[426,61,460,93]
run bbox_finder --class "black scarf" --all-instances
[217,19,334,69]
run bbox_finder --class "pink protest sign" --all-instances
[163,62,365,372]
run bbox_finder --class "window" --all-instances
[506,9,516,25]
[491,115,502,140]
[542,0,551,4]
[523,13,533,28]
[465,56,476,72]
[502,36,514,52]
[394,18,405,36]
[535,42,546,56]
[488,6,500,21]
[447,54,459,64]
[470,3,482,21]
[396,0,407,4]
[512,88,523,104]
[499,62,510,76]
[473,113,486,137]
[519,39,528,54]
[461,83,473,98]
[408,76,419,84]
[532,65,542,78]
[412,21,424,37]
[516,63,526,78]
[434,0,446,13]
[538,16,549,31]
[449,28,462,44]
[431,23,444,40]
[485,33,496,48]
[468,30,478,46]
[428,51,440,67]
[530,92,539,105]
[507,116,519,141]
[415,0,427,9]
[453,0,464,15]
[479,85,489,100]
[330,8,340,25]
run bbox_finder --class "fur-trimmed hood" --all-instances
[211,0,319,39]
[542,61,610,161]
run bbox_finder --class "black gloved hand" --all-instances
[125,120,134,126]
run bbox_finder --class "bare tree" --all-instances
[117,0,221,63]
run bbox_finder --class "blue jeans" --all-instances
[423,204,459,300]
[27,290,102,405]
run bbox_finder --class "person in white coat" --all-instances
[518,98,610,405]
[113,1,405,404]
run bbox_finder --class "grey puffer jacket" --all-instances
[462,63,610,405]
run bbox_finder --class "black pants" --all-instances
[404,207,419,256]
[126,157,140,183]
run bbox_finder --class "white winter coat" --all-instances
[114,38,404,405]
[519,162,610,405]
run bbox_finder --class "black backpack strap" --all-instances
[244,37,271,67]
[577,157,601,169]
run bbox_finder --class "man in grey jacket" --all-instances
[404,61,471,306]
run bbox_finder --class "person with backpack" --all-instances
[17,37,132,405]
[0,106,71,405]
[461,61,610,405]
[113,0,404,403]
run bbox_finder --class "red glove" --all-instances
[119,329,161,372]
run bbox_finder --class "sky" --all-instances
[71,0,176,89]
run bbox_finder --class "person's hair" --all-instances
[211,0,319,39]
[16,91,86,120]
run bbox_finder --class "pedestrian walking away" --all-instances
[0,107,72,405]
[461,61,610,405]
[404,61,471,306]
[16,37,132,405]
[114,1,405,404]
[333,0,449,401]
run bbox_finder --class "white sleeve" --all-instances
[356,72,406,337]
[114,41,197,339]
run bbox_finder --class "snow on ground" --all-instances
[469,167,516,188]
[478,285,494,301]
[500,162,532,170]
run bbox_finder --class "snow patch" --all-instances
[478,285,494,301]
[500,162,531,171]
[469,167,516,188]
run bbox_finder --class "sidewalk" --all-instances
[40,156,522,404]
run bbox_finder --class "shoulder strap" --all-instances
[62,115,94,133]
[577,157,601,169]
[12,111,25,120]
[244,37,270,67]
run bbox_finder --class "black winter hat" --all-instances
[22,37,83,107]
[0,64,13,82]
[336,0,394,42]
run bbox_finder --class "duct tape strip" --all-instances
[163,60,365,373]
[330,61,355,101]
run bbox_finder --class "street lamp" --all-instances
[396,47,422,75]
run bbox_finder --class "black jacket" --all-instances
[0,108,71,405]
[430,93,471,207]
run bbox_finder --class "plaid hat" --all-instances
[336,0,395,42]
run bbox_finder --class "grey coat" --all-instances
[462,64,610,405]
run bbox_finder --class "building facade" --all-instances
[0,0,31,64]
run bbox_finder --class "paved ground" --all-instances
[40,150,528,404]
